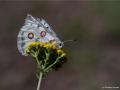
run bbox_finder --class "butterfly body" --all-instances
[17,14,63,56]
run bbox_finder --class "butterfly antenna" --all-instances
[63,39,77,44]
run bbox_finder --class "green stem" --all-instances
[36,57,40,66]
[35,53,41,66]
[44,57,61,72]
[37,72,43,90]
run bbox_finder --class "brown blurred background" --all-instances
[0,0,120,90]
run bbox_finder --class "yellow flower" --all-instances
[25,42,67,71]
[57,49,66,56]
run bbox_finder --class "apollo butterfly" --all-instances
[17,14,63,56]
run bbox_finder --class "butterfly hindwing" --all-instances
[17,15,39,55]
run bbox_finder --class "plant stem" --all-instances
[44,57,61,72]
[37,71,43,90]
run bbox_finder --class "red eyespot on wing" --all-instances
[40,31,46,37]
[28,32,34,39]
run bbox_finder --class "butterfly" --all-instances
[17,14,63,56]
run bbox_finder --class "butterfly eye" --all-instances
[59,43,62,46]
[28,32,34,39]
[58,42,63,48]
[40,31,46,37]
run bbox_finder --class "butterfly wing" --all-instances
[40,19,63,47]
[17,14,40,55]
[17,14,63,56]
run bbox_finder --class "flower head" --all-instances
[25,42,67,71]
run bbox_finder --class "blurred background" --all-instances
[0,0,120,90]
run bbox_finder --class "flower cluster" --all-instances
[25,42,67,73]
